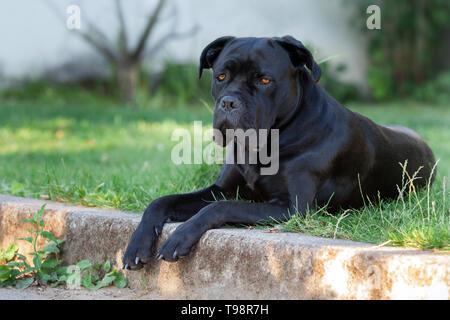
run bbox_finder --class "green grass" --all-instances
[0,96,219,211]
[276,170,448,251]
[0,94,448,251]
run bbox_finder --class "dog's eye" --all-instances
[260,77,271,85]
[217,73,226,82]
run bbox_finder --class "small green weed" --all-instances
[0,205,127,290]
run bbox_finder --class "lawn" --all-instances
[0,95,448,251]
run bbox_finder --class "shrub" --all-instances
[148,61,212,106]
[348,0,450,101]
[318,60,362,104]
[413,72,450,105]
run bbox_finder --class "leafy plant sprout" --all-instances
[0,205,127,290]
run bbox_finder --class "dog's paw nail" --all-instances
[156,253,163,260]
[123,263,129,270]
[155,227,160,236]
[173,250,178,260]
[135,257,140,265]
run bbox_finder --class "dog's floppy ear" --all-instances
[275,35,321,82]
[198,36,235,79]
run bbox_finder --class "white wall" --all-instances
[0,0,368,84]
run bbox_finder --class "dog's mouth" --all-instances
[212,121,234,147]
[212,121,271,154]
[212,98,274,150]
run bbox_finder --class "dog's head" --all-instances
[199,35,321,146]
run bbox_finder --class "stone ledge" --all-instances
[0,194,448,299]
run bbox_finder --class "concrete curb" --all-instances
[0,194,448,299]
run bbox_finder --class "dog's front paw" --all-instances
[122,223,163,270]
[156,225,200,262]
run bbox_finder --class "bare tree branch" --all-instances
[132,0,166,60]
[144,4,198,58]
[45,0,195,102]
[158,2,178,27]
[46,0,117,62]
[77,0,112,43]
[77,4,117,61]
[115,0,129,57]
[145,25,200,58]
[45,0,66,24]
[76,32,117,62]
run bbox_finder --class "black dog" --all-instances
[122,36,435,269]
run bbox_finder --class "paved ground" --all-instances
[0,286,164,300]
[1,194,448,299]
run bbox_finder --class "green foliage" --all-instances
[413,72,450,105]
[0,205,127,290]
[0,244,18,263]
[10,182,25,196]
[0,78,117,105]
[349,0,450,101]
[0,204,65,289]
[64,259,127,290]
[318,60,361,104]
[0,61,214,108]
[150,61,212,105]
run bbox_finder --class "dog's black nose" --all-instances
[220,96,240,112]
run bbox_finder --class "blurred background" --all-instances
[0,0,449,211]
[1,0,448,104]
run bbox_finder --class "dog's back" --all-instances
[354,112,436,200]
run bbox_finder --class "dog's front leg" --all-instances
[122,184,223,269]
[157,201,291,261]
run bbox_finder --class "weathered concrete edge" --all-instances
[0,194,448,300]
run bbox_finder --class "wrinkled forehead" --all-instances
[214,37,292,74]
